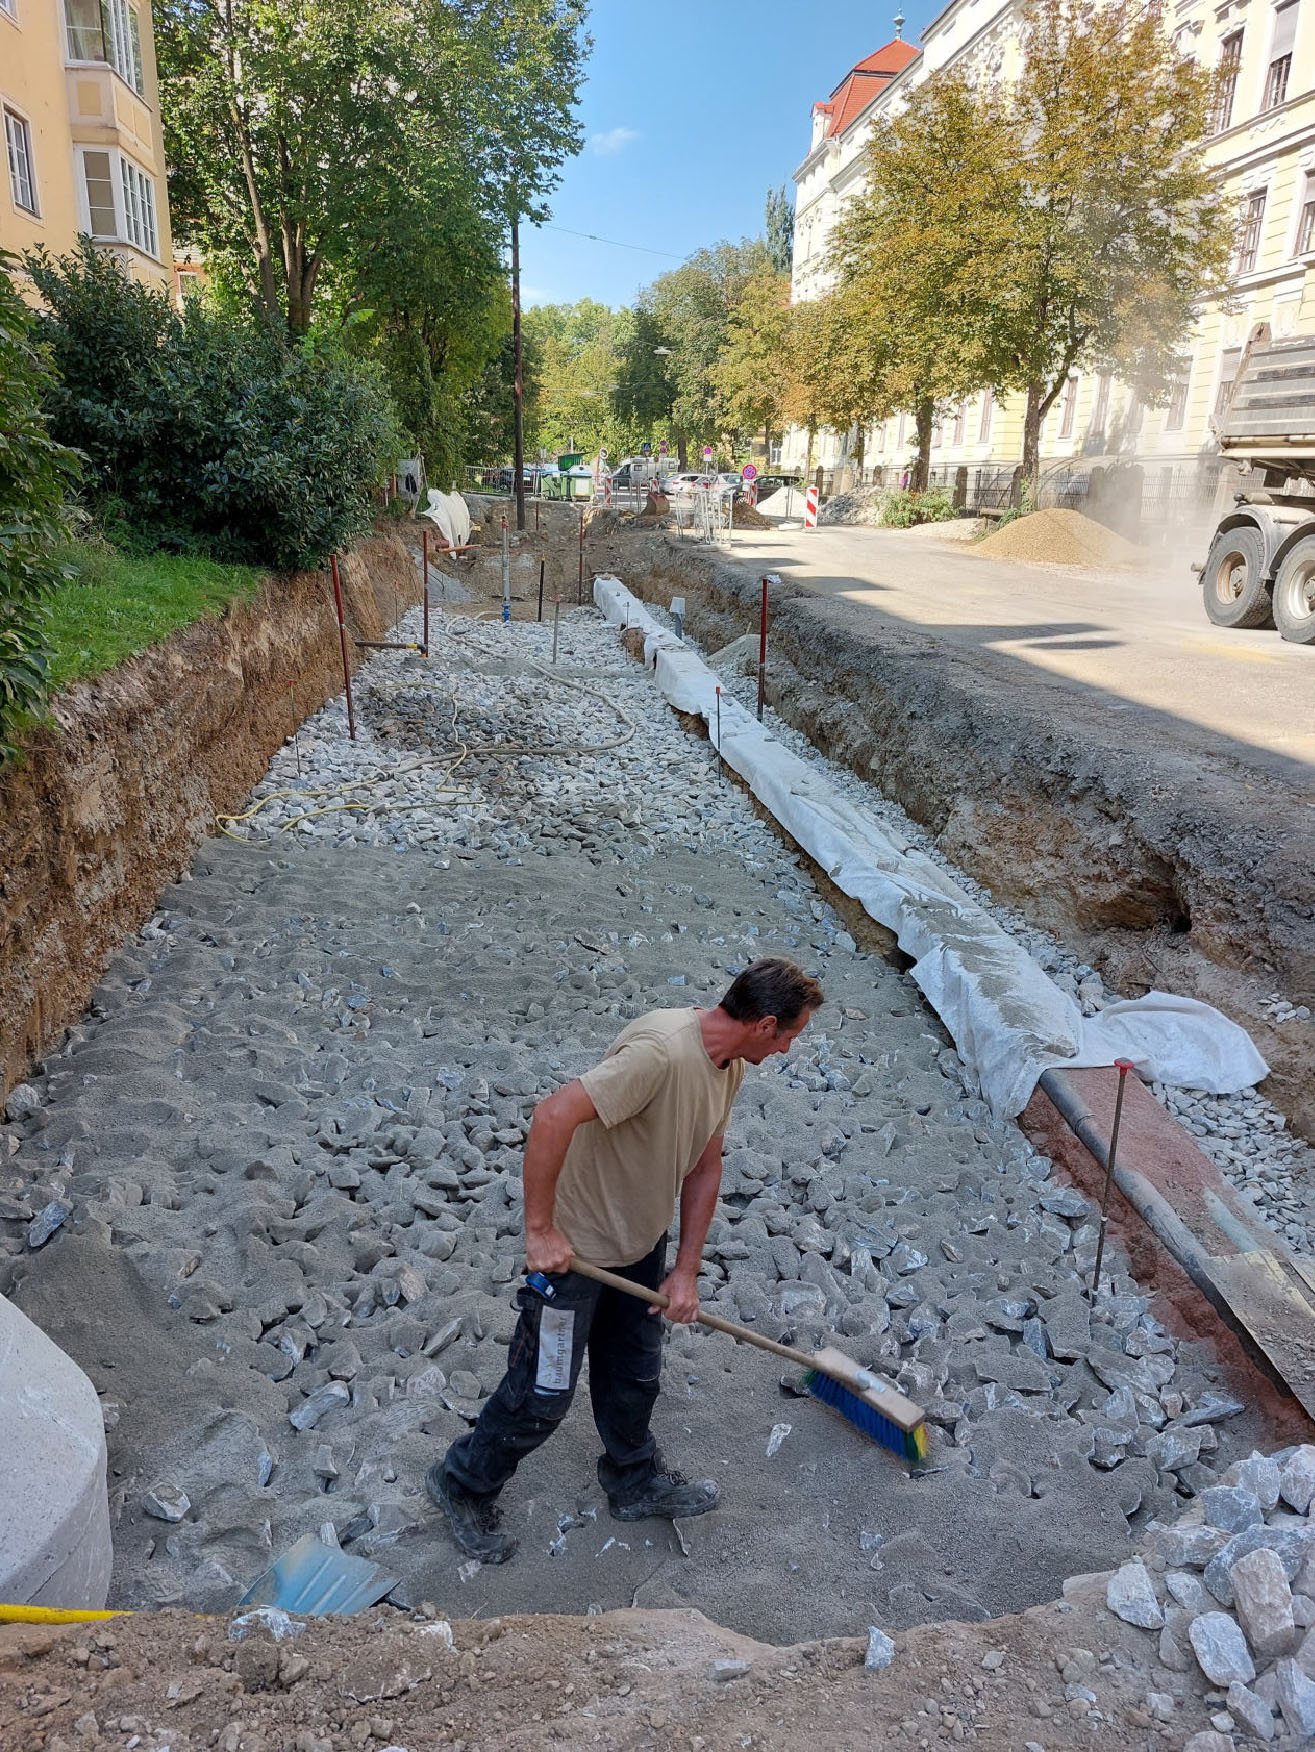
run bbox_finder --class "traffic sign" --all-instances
[640,441,652,456]
[741,463,758,481]
[659,439,668,455]
[702,446,713,460]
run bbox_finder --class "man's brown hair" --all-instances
[719,958,824,1028]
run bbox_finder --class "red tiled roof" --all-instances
[816,38,918,138]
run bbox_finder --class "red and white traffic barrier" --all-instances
[804,483,819,528]
[602,471,613,507]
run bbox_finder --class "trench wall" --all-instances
[590,527,1314,1141]
[0,530,420,1098]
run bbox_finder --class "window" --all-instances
[1165,373,1190,431]
[978,389,994,442]
[1126,393,1144,437]
[1264,2,1299,110]
[1090,374,1111,438]
[897,411,906,448]
[119,154,157,254]
[1216,347,1243,417]
[65,0,145,94]
[0,0,17,20]
[4,109,37,215]
[79,147,158,256]
[1236,190,1267,273]
[1213,31,1243,131]
[1058,374,1079,439]
[953,402,967,445]
[1297,175,1315,254]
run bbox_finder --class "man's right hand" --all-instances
[525,1224,573,1274]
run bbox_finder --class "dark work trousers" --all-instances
[444,1238,667,1503]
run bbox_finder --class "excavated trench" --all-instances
[573,514,1314,1147]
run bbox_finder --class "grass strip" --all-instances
[44,543,264,690]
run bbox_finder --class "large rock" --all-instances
[1231,1547,1297,1659]
[0,1291,112,1608]
[1188,1612,1255,1686]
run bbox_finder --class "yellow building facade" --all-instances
[786,0,1315,526]
[1,0,173,293]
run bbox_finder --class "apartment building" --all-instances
[1,0,173,293]
[784,0,1315,516]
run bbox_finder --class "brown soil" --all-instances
[975,509,1147,568]
[0,1573,1232,1752]
[0,531,420,1104]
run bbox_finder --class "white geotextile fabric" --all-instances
[594,575,1269,1116]
[420,490,472,550]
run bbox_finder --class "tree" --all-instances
[612,305,679,460]
[156,1,587,336]
[0,259,78,761]
[643,239,772,462]
[998,0,1233,479]
[523,299,633,457]
[764,184,795,275]
[711,270,792,456]
[830,69,1019,489]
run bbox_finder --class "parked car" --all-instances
[753,473,801,498]
[658,472,718,497]
[717,472,746,499]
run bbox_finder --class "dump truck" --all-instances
[1199,322,1315,643]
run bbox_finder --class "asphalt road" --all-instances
[721,519,1315,785]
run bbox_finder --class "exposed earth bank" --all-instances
[0,532,420,1101]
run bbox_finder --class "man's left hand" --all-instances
[658,1267,700,1324]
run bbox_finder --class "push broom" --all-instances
[566,1257,929,1466]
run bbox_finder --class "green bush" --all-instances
[875,485,958,527]
[28,243,403,572]
[0,259,80,761]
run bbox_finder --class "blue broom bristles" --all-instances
[803,1367,930,1465]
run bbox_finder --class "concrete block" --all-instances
[0,1291,112,1608]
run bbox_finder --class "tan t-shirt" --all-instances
[553,1007,745,1267]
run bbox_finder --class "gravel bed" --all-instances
[0,601,1287,1646]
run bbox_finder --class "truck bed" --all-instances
[1215,324,1315,464]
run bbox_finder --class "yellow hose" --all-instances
[0,1604,131,1624]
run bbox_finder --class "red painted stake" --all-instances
[1090,1057,1135,1300]
[757,575,769,721]
[330,553,356,741]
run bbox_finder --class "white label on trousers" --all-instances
[536,1305,575,1392]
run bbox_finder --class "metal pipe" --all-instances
[552,595,562,664]
[329,553,356,741]
[1091,1059,1133,1299]
[501,513,510,622]
[538,557,545,623]
[578,506,584,605]
[715,684,722,781]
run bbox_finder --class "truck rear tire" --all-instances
[1201,526,1272,628]
[1272,536,1315,644]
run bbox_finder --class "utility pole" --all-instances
[512,207,526,533]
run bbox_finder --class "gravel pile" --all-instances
[1101,1444,1315,1744]
[974,508,1146,568]
[0,601,1285,1645]
[702,629,1315,1257]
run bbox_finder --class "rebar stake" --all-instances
[538,557,545,623]
[290,685,302,779]
[329,553,356,741]
[421,526,430,656]
[552,595,562,665]
[578,506,585,606]
[715,685,723,782]
[1090,1057,1135,1302]
[757,575,771,721]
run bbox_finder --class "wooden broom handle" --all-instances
[568,1256,821,1373]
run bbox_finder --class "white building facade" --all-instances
[784,0,1315,524]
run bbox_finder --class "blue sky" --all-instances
[519,0,943,310]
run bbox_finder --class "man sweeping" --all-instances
[428,957,824,1564]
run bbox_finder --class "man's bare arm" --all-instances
[523,1078,597,1272]
[660,1134,723,1323]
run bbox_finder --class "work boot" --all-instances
[426,1461,517,1564]
[608,1467,720,1523]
